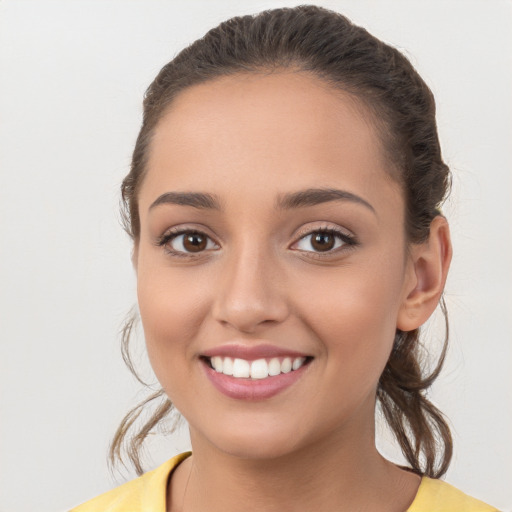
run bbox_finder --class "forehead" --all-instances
[140,71,401,215]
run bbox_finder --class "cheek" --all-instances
[136,258,211,383]
[295,260,403,379]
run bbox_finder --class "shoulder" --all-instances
[408,476,499,512]
[69,452,191,512]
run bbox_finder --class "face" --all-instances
[135,71,416,459]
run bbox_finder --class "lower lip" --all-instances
[202,360,310,400]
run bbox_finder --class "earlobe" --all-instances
[397,216,452,332]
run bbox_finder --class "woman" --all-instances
[71,5,499,511]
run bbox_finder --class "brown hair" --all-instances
[111,5,452,478]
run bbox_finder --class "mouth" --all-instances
[199,344,314,399]
[201,355,313,380]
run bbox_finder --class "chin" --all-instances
[218,438,300,461]
[193,420,307,461]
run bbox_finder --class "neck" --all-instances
[168,413,421,512]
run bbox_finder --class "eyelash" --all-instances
[156,226,358,258]
[156,228,218,258]
[292,227,358,257]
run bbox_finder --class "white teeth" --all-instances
[223,357,234,376]
[281,357,292,373]
[232,358,250,378]
[211,356,223,372]
[292,357,305,370]
[250,359,268,379]
[209,355,308,379]
[268,358,281,376]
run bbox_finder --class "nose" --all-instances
[211,243,290,334]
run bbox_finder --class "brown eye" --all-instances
[183,233,207,252]
[311,232,335,252]
[294,229,353,254]
[163,230,218,254]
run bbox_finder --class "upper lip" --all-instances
[201,343,311,361]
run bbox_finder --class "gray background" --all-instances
[1,1,511,510]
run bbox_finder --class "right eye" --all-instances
[158,230,219,255]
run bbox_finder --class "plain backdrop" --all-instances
[1,1,511,511]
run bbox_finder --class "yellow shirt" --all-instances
[70,452,499,512]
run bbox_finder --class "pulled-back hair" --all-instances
[111,5,452,478]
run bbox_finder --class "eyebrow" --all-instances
[276,188,376,214]
[149,192,222,211]
[148,188,375,214]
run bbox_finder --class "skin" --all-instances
[134,71,451,511]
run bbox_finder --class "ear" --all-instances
[397,216,452,331]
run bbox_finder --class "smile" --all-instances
[200,345,313,400]
[207,356,308,379]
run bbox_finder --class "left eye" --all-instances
[294,230,349,253]
[167,231,218,253]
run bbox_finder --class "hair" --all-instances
[110,5,452,478]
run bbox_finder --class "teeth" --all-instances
[281,357,292,373]
[250,359,268,379]
[268,358,281,376]
[232,358,250,378]
[209,356,307,379]
[223,357,234,376]
[211,356,223,372]
[292,357,304,370]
